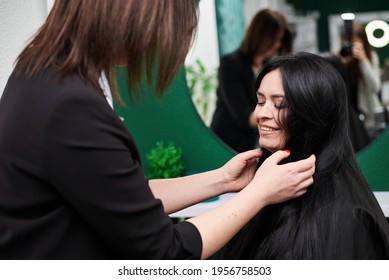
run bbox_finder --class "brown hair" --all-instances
[15,0,198,103]
[240,8,292,63]
[344,22,373,84]
[353,22,372,62]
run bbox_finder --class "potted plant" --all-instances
[146,141,185,179]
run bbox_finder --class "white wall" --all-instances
[185,0,219,126]
[186,0,219,73]
[0,0,48,97]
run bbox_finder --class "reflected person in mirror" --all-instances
[338,22,384,134]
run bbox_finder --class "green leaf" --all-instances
[146,141,185,179]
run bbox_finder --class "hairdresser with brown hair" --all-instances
[0,0,315,260]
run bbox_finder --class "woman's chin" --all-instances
[260,144,284,154]
[261,146,277,153]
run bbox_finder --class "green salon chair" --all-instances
[357,127,389,192]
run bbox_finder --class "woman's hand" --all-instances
[188,150,315,259]
[352,41,368,61]
[219,149,266,193]
[251,150,316,205]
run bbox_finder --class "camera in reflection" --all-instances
[340,13,355,57]
[340,41,352,57]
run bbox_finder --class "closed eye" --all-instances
[274,98,287,109]
[256,92,286,109]
[257,100,265,106]
[256,93,265,105]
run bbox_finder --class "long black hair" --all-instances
[219,52,387,259]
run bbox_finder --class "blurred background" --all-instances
[1,0,389,150]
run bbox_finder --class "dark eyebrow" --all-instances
[256,92,285,99]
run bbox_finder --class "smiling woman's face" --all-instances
[254,69,288,153]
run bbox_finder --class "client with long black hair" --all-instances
[218,52,389,259]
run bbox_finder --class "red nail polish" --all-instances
[283,150,291,153]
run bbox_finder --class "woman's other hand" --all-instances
[219,149,266,193]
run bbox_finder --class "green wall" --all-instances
[114,67,235,175]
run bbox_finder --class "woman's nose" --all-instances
[255,102,273,120]
[254,105,272,122]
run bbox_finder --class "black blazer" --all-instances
[0,70,201,259]
[210,49,258,152]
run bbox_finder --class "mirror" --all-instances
[185,0,389,152]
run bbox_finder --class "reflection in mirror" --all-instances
[186,0,389,152]
[329,11,389,140]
